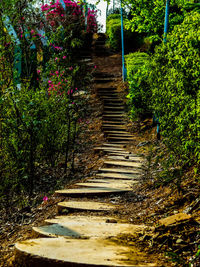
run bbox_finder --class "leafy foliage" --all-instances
[125,52,151,118]
[150,11,200,165]
[125,0,195,38]
[0,0,97,207]
[106,14,143,52]
[125,10,200,167]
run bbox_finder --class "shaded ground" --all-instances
[0,51,199,267]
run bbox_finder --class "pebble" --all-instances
[176,238,183,244]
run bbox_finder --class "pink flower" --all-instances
[69,66,73,71]
[94,65,97,69]
[31,29,35,34]
[37,70,41,74]
[43,196,48,202]
[63,56,66,59]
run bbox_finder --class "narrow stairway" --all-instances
[14,36,157,267]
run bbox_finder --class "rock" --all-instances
[158,213,192,227]
[176,238,184,244]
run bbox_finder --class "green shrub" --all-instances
[106,14,143,52]
[125,0,195,37]
[149,11,200,165]
[125,52,152,119]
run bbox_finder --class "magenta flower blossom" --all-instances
[43,196,48,202]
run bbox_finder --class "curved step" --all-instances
[107,156,143,162]
[104,161,143,168]
[15,237,155,267]
[33,217,142,239]
[57,201,116,212]
[99,168,141,174]
[75,182,131,189]
[96,173,140,180]
[86,179,138,186]
[55,187,131,197]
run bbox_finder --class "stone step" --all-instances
[101,95,121,100]
[99,167,142,174]
[103,114,125,118]
[75,182,132,190]
[96,172,140,180]
[95,148,129,154]
[102,143,126,147]
[97,87,117,90]
[107,137,135,141]
[94,146,127,152]
[107,152,143,158]
[98,89,117,93]
[15,236,155,267]
[57,201,116,212]
[104,161,143,168]
[102,121,126,125]
[55,187,131,197]
[103,119,125,123]
[33,216,141,239]
[103,101,123,105]
[103,111,125,115]
[106,134,133,138]
[103,105,124,112]
[93,72,114,78]
[86,178,138,186]
[109,141,132,144]
[102,125,126,130]
[102,128,127,132]
[103,118,125,122]
[104,130,130,137]
[103,98,122,102]
[107,156,144,162]
[99,92,118,95]
[106,134,133,137]
[94,78,115,84]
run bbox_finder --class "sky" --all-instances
[87,0,108,32]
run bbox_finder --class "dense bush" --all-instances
[0,0,97,206]
[149,11,200,165]
[125,52,152,119]
[125,10,200,167]
[106,14,143,52]
[125,0,195,38]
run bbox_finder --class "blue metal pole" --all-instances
[84,0,88,29]
[60,0,66,10]
[155,0,170,139]
[164,0,170,43]
[3,15,22,88]
[120,0,126,81]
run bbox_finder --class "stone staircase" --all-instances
[13,36,157,267]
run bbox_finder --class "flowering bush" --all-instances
[41,0,98,34]
[0,0,97,208]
